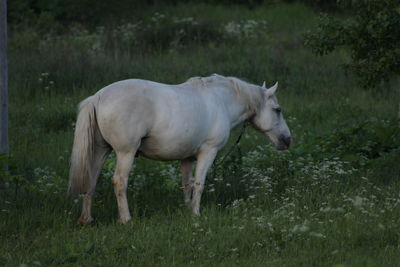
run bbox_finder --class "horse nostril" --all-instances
[282,135,291,147]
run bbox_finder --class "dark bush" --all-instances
[305,0,400,89]
[136,16,224,51]
[294,119,400,165]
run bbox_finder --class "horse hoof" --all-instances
[76,220,92,226]
[117,217,131,224]
[192,210,201,216]
[76,217,93,226]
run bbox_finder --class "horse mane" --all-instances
[190,74,264,114]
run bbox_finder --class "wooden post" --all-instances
[0,0,7,154]
[0,0,8,189]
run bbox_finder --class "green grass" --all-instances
[1,2,400,266]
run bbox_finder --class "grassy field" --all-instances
[1,2,400,266]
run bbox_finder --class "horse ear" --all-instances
[262,81,266,88]
[266,82,278,97]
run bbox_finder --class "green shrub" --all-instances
[305,0,400,89]
[294,119,400,166]
[136,14,224,50]
[295,0,338,11]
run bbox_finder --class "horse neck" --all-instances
[221,82,263,128]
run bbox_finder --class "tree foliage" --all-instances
[8,0,336,27]
[305,0,400,89]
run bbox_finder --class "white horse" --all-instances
[69,74,291,225]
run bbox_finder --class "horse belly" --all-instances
[138,135,203,160]
[138,99,214,160]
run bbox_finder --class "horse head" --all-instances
[251,82,291,150]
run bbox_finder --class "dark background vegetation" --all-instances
[8,0,338,27]
[9,0,400,88]
[1,0,400,266]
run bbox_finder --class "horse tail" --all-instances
[68,96,101,197]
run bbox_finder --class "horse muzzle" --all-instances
[277,135,291,150]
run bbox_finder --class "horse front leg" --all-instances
[192,148,218,216]
[180,159,195,207]
[112,151,135,224]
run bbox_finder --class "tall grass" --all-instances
[1,2,399,266]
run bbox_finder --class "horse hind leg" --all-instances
[180,159,195,207]
[112,150,136,224]
[77,193,94,226]
[77,143,111,226]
